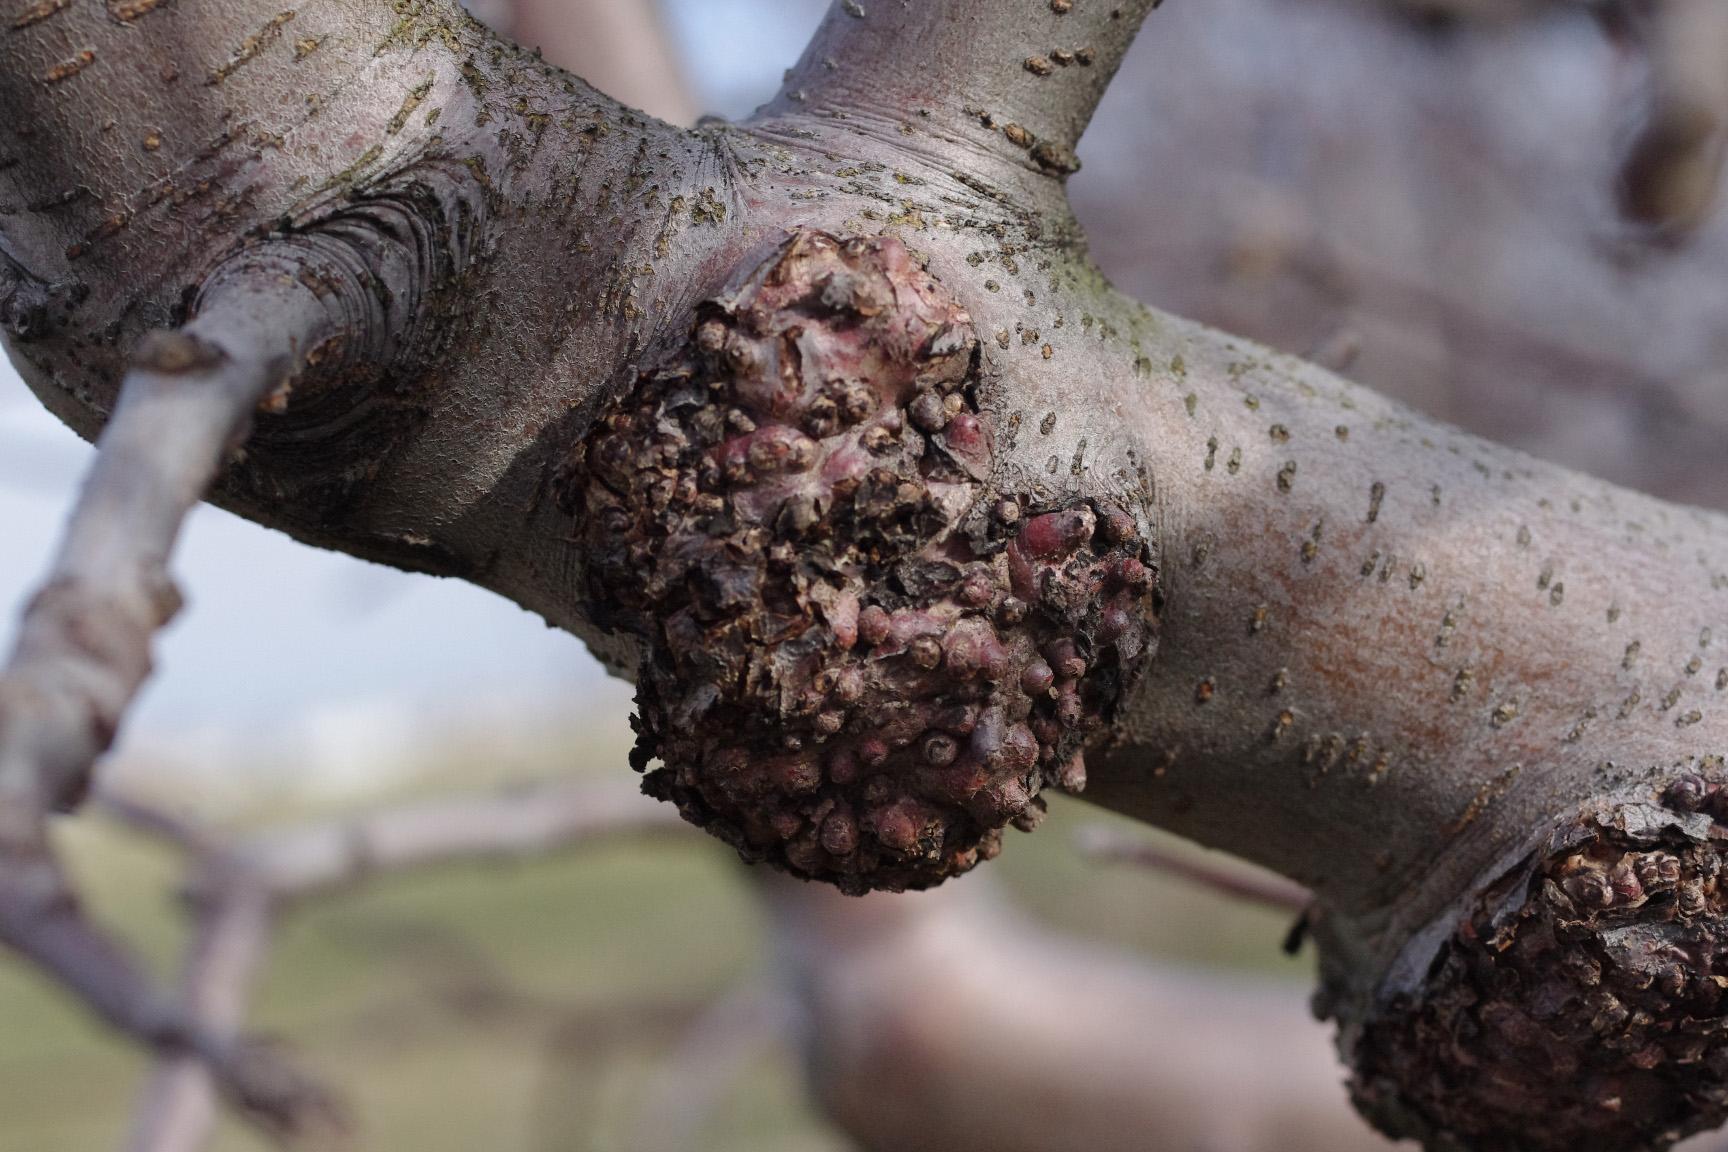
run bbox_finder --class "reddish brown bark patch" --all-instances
[559,229,1156,892]
[1351,778,1728,1151]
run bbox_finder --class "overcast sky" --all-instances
[0,1,829,780]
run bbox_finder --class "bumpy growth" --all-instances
[560,229,1157,892]
[1353,775,1728,1152]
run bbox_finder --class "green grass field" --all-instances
[0,715,1308,1152]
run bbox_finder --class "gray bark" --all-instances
[4,1,1728,1148]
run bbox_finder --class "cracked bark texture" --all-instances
[7,0,1728,1148]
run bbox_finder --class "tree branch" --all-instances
[0,219,430,1139]
[120,883,288,1152]
[210,780,690,904]
[760,0,1163,183]
[762,870,1395,1152]
[495,0,698,125]
[625,979,790,1152]
[9,0,1728,1145]
[1619,0,1728,234]
[1074,824,1311,913]
[0,265,367,1140]
[106,780,687,1152]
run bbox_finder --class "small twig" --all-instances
[1305,325,1364,376]
[105,779,688,1152]
[626,979,791,1152]
[95,794,223,858]
[122,880,306,1152]
[0,236,398,1142]
[216,779,690,904]
[1074,824,1312,913]
[0,348,327,1131]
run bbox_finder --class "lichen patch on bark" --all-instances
[559,229,1157,892]
[1351,775,1728,1152]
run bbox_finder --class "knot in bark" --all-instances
[559,228,1158,892]
[1350,777,1728,1151]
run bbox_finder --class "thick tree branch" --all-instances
[9,0,1728,1147]
[767,870,1728,1152]
[761,0,1162,185]
[763,871,1395,1152]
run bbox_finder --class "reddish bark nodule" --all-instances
[560,229,1157,892]
[1348,774,1728,1152]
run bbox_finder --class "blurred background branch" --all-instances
[104,782,689,1152]
[467,0,697,124]
[1617,0,1728,234]
[1074,825,1311,914]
